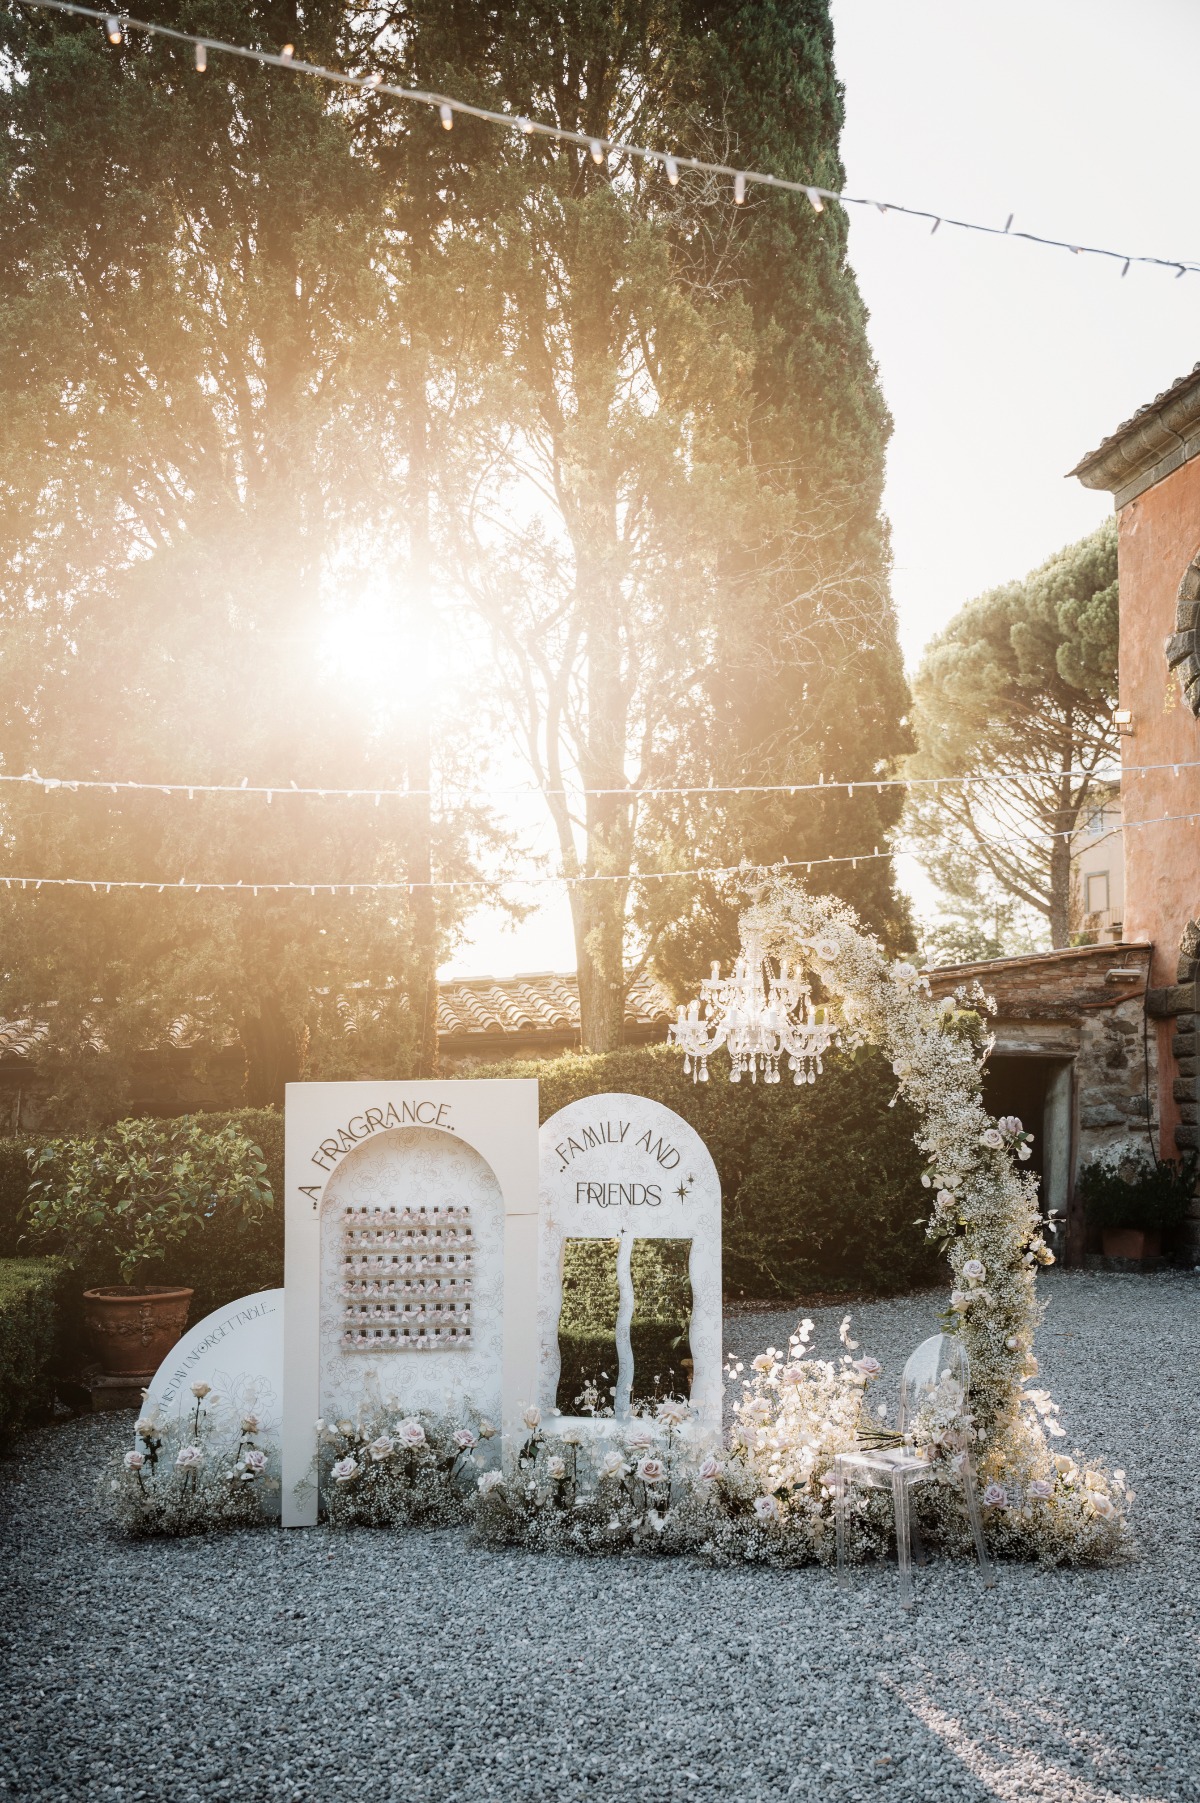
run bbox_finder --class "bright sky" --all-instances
[441,0,1200,979]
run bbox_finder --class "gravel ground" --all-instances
[2,1270,1198,1803]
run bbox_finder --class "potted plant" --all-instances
[23,1116,273,1382]
[1077,1146,1196,1263]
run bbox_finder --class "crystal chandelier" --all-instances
[669,934,837,1085]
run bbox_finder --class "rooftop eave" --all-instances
[1070,366,1200,506]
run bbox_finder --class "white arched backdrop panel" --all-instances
[538,1094,722,1435]
[282,1079,539,1527]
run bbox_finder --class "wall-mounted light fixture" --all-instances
[1113,708,1135,737]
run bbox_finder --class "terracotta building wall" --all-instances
[1115,457,1200,1149]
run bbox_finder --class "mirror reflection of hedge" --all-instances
[555,1239,619,1414]
[629,1238,692,1407]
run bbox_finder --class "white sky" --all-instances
[440,0,1200,978]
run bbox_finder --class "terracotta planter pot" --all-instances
[81,1286,194,1382]
[1100,1227,1161,1262]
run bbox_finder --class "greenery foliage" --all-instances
[907,520,1119,949]
[0,1257,68,1443]
[23,1115,274,1288]
[1078,1150,1197,1234]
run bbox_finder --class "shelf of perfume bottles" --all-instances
[341,1275,474,1301]
[343,1323,473,1352]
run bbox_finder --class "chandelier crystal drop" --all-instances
[669,934,837,1085]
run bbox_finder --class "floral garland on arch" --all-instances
[724,876,1128,1558]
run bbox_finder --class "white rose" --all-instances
[123,1450,145,1471]
[546,1456,567,1480]
[189,1381,211,1400]
[241,1414,261,1435]
[697,1456,723,1482]
[558,1423,585,1445]
[599,1450,628,1479]
[656,1399,689,1426]
[751,1353,775,1374]
[778,1363,807,1387]
[753,1494,779,1521]
[636,1456,666,1485]
[982,1483,1008,1508]
[1027,1479,1053,1500]
[936,1189,956,1209]
[331,1457,358,1483]
[814,938,839,962]
[134,1417,158,1439]
[522,1406,541,1431]
[478,1419,497,1440]
[1089,1493,1117,1521]
[395,1418,426,1448]
[981,1129,1004,1150]
[891,961,919,986]
[336,1420,355,1436]
[851,1357,882,1380]
[626,1426,655,1452]
[368,1436,395,1462]
[961,1258,986,1284]
[241,1448,267,1475]
[175,1445,203,1470]
[452,1428,478,1450]
[950,1290,971,1312]
[477,1470,504,1495]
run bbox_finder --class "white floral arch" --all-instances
[734,878,1049,1449]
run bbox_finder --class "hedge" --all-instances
[0,1258,69,1443]
[0,1045,939,1346]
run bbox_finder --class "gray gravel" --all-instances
[2,1271,1198,1803]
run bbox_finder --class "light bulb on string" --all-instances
[194,39,206,70]
[105,13,121,42]
[589,138,605,165]
[280,42,294,60]
[364,71,382,89]
[805,187,823,213]
[664,153,679,185]
[734,171,746,204]
[439,102,453,129]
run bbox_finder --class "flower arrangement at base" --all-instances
[318,1407,496,1529]
[469,1399,720,1557]
[103,1384,276,1537]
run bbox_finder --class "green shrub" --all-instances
[0,1258,68,1443]
[24,1116,273,1287]
[0,1109,283,1328]
[477,1044,937,1298]
[1079,1149,1196,1234]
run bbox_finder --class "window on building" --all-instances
[1085,871,1110,916]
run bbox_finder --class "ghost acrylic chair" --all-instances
[832,1333,993,1608]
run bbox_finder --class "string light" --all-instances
[439,101,452,129]
[0,759,1173,802]
[14,0,1200,280]
[0,805,1190,900]
[734,171,746,204]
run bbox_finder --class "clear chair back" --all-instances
[898,1334,970,1434]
